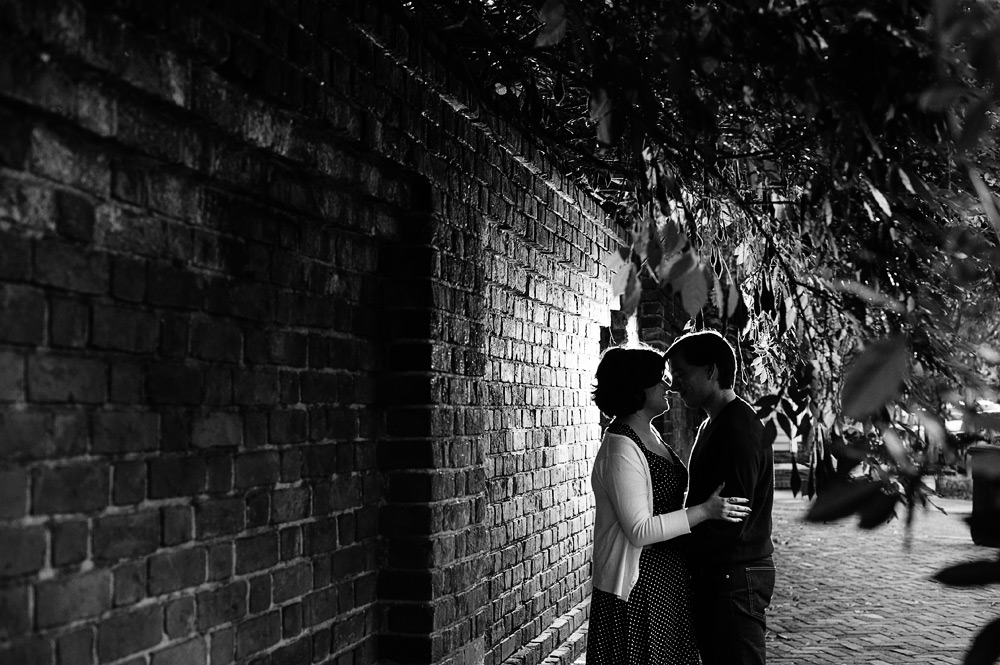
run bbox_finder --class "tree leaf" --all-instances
[620,265,641,317]
[611,259,631,297]
[856,490,898,529]
[761,419,777,449]
[646,217,663,277]
[841,335,909,420]
[790,457,802,497]
[680,266,709,320]
[755,394,780,419]
[727,277,740,317]
[589,87,612,122]
[660,217,682,254]
[932,560,1000,587]
[805,479,883,522]
[535,0,568,47]
[964,617,1000,665]
[662,249,698,286]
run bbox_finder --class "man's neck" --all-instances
[705,389,738,421]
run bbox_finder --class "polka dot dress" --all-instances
[587,422,701,665]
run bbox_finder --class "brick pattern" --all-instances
[0,2,623,665]
[0,1,390,663]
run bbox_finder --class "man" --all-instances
[665,330,775,665]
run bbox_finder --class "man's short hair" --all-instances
[664,330,737,389]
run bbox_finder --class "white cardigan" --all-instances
[591,431,690,601]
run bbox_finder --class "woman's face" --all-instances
[641,374,671,416]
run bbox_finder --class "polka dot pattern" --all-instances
[586,423,701,664]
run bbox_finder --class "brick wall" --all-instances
[0,1,622,664]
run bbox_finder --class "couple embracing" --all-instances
[587,330,775,665]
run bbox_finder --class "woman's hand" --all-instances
[687,483,751,527]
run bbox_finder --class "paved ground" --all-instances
[575,489,1000,664]
[767,489,998,664]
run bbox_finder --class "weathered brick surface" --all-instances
[0,2,619,664]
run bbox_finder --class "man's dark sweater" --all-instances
[683,397,774,565]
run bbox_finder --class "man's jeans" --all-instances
[690,557,775,665]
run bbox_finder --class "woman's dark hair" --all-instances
[664,330,737,389]
[591,346,666,417]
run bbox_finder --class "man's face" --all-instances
[667,357,715,409]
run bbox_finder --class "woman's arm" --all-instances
[598,450,690,547]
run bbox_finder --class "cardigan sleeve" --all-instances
[597,447,691,547]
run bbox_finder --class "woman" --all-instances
[587,346,750,665]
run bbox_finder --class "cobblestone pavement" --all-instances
[768,489,999,664]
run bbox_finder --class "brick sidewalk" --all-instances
[768,488,998,664]
[574,489,999,664]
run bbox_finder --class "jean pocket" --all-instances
[744,566,776,619]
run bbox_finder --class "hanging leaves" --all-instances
[679,264,710,320]
[620,264,642,317]
[535,0,568,47]
[841,336,909,421]
[789,457,802,497]
[804,479,884,522]
[856,490,898,529]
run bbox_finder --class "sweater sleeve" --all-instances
[598,450,691,546]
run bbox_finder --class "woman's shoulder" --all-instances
[599,431,643,457]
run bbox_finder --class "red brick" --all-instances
[54,189,95,241]
[235,611,280,659]
[93,510,160,562]
[0,350,24,401]
[164,597,196,639]
[233,369,280,405]
[208,542,233,581]
[151,637,205,665]
[0,468,28,519]
[112,256,147,302]
[27,354,106,403]
[197,581,247,631]
[97,605,163,662]
[148,455,207,498]
[272,487,310,524]
[29,126,111,196]
[210,627,234,665]
[246,489,270,528]
[148,547,206,595]
[51,519,88,566]
[56,626,93,665]
[0,585,30,640]
[196,498,245,539]
[302,587,337,627]
[113,460,147,505]
[272,562,312,604]
[110,361,144,403]
[34,240,109,294]
[0,105,32,168]
[235,532,279,574]
[235,451,280,488]
[92,303,159,352]
[33,463,109,514]
[190,319,242,362]
[146,363,203,404]
[192,413,241,448]
[268,409,307,444]
[249,574,271,613]
[206,454,233,493]
[93,411,159,453]
[49,297,89,348]
[162,505,193,545]
[0,284,45,344]
[113,561,146,607]
[36,570,112,628]
[0,637,54,665]
[0,231,32,280]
